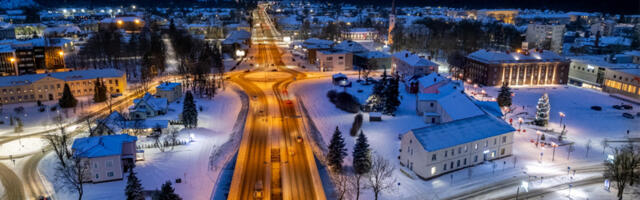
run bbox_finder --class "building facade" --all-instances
[400,115,515,179]
[316,49,353,71]
[72,134,137,183]
[464,49,570,86]
[0,69,126,104]
[392,50,439,79]
[603,69,640,101]
[525,24,565,53]
[155,82,183,102]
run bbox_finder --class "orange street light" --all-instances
[9,57,15,63]
[117,20,124,25]
[134,19,140,24]
[58,51,64,56]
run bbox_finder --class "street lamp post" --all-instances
[518,117,523,132]
[559,112,565,128]
[536,131,542,147]
[551,142,558,161]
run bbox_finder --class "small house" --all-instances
[72,134,138,183]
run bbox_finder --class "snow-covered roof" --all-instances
[392,50,438,67]
[156,82,181,91]
[0,69,124,87]
[0,44,14,53]
[124,120,169,129]
[222,30,250,45]
[570,55,639,69]
[132,93,168,112]
[44,25,82,35]
[278,15,301,26]
[318,49,349,55]
[357,51,390,59]
[473,100,504,118]
[467,49,567,64]
[411,114,515,152]
[418,81,485,121]
[98,111,126,134]
[333,40,368,53]
[72,134,137,158]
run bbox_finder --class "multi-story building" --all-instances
[72,134,138,183]
[526,24,565,53]
[463,49,570,86]
[341,28,379,41]
[99,16,144,33]
[0,69,126,104]
[155,82,182,103]
[0,38,71,76]
[400,75,514,179]
[0,45,16,76]
[316,49,353,72]
[474,9,519,24]
[392,50,438,79]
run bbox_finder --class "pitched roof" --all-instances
[98,111,126,134]
[333,40,368,53]
[133,93,168,112]
[156,82,181,91]
[72,134,137,158]
[124,120,169,129]
[0,68,124,87]
[418,81,485,121]
[392,50,438,67]
[411,114,515,152]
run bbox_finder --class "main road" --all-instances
[227,4,325,200]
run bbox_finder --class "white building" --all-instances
[525,24,565,53]
[400,114,515,179]
[316,49,353,72]
[129,93,168,120]
[155,82,182,102]
[392,50,438,79]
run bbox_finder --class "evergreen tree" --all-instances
[327,126,347,172]
[182,91,198,128]
[497,83,512,107]
[125,171,144,200]
[364,70,388,112]
[158,181,181,200]
[535,93,550,126]
[94,78,107,103]
[382,75,400,115]
[353,131,372,175]
[59,83,77,108]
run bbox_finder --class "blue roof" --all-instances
[411,114,515,152]
[124,120,169,129]
[156,82,181,91]
[72,134,137,158]
[474,100,504,118]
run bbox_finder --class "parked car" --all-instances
[613,105,623,110]
[623,113,635,119]
[590,106,602,111]
[622,104,633,110]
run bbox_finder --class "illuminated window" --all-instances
[431,167,436,175]
[628,85,636,94]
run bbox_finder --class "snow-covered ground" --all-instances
[39,86,243,200]
[290,75,625,200]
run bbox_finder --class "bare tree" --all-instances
[166,126,180,150]
[367,154,396,200]
[604,146,639,200]
[55,156,90,200]
[332,172,355,200]
[46,114,72,167]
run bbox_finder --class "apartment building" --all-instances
[392,50,438,79]
[525,24,565,53]
[0,69,126,104]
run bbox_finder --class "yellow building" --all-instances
[0,69,126,104]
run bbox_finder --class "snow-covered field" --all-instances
[290,76,625,200]
[39,86,243,200]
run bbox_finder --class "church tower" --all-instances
[388,0,396,46]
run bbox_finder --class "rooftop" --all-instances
[0,68,124,87]
[72,134,137,158]
[156,82,181,91]
[412,114,515,152]
[393,50,438,67]
[467,49,567,64]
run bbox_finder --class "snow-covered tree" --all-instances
[364,70,388,112]
[125,171,144,200]
[182,91,198,128]
[59,83,77,108]
[382,75,400,115]
[497,83,512,107]
[158,181,181,200]
[534,93,550,126]
[327,126,347,172]
[353,131,372,200]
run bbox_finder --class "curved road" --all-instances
[0,162,25,200]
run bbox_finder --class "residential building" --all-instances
[155,82,183,102]
[221,30,251,59]
[341,28,378,41]
[400,114,515,179]
[72,134,138,183]
[392,50,438,79]
[0,45,16,76]
[463,49,570,86]
[0,68,126,104]
[568,54,636,90]
[129,93,168,120]
[99,16,144,33]
[316,49,353,72]
[354,51,391,70]
[95,111,169,136]
[525,24,565,53]
[301,38,333,64]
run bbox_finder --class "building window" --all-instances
[501,148,505,155]
[444,164,447,170]
[491,151,496,158]
[494,138,497,145]
[474,143,478,150]
[107,172,114,177]
[450,162,454,169]
[464,158,467,165]
[431,167,436,175]
[474,155,478,162]
[458,147,461,154]
[451,149,454,156]
[457,160,460,167]
[432,154,436,161]
[106,160,113,168]
[444,151,448,157]
[502,136,507,143]
[485,140,488,147]
[430,102,434,107]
